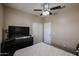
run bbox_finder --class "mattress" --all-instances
[14,42,75,56]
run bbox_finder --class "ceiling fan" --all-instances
[33,3,65,16]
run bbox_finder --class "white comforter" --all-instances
[14,42,74,56]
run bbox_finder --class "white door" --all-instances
[32,23,43,44]
[44,22,51,44]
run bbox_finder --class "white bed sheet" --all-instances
[14,42,75,56]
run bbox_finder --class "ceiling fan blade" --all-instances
[61,5,66,9]
[34,9,42,11]
[50,6,61,10]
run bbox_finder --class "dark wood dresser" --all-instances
[1,37,33,56]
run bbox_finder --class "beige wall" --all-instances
[44,4,79,52]
[0,4,3,43]
[4,6,43,44]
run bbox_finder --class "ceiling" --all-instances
[4,3,67,16]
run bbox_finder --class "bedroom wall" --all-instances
[44,4,79,52]
[3,6,43,44]
[0,4,4,43]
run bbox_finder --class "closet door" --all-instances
[32,23,43,44]
[44,22,51,44]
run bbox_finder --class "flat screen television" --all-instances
[8,26,30,38]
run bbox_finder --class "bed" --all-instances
[14,42,75,56]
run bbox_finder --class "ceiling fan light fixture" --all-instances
[42,11,49,16]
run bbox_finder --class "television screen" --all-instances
[8,26,30,38]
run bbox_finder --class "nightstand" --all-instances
[75,44,79,56]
